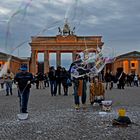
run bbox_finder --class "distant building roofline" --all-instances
[116,51,140,59]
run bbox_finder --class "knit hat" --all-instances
[20,64,28,71]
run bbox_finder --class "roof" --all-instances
[0,52,29,61]
[116,51,140,59]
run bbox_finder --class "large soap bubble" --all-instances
[70,47,114,78]
[1,0,88,77]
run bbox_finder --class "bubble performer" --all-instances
[69,54,89,110]
[69,46,114,109]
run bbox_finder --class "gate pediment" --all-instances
[56,35,77,42]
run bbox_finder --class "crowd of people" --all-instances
[0,67,139,96]
[104,70,140,90]
[0,61,140,113]
[33,66,71,96]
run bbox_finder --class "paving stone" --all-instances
[0,85,140,140]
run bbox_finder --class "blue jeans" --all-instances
[5,82,13,95]
[50,80,57,96]
[74,79,87,105]
[56,81,61,95]
[18,89,30,113]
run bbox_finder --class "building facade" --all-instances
[29,35,104,75]
[1,50,140,77]
[0,52,30,75]
[112,51,140,75]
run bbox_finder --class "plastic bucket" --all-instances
[118,109,126,117]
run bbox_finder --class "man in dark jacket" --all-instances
[14,64,33,113]
[104,71,112,90]
[55,66,62,95]
[48,66,57,96]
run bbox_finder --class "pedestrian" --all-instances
[61,67,70,96]
[3,69,14,96]
[14,64,33,113]
[104,70,111,90]
[69,54,88,110]
[34,73,39,89]
[0,76,4,89]
[44,73,49,87]
[115,68,126,89]
[48,66,57,96]
[38,72,45,89]
[56,66,62,95]
[134,74,138,87]
[118,72,126,89]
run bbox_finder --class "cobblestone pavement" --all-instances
[0,84,140,140]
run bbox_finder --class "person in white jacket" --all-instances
[3,69,14,96]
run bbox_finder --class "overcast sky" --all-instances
[0,0,140,58]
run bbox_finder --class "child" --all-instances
[90,76,105,105]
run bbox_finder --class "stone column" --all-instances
[56,51,61,67]
[136,61,139,74]
[9,60,11,71]
[31,50,37,75]
[26,62,30,72]
[128,60,131,74]
[44,50,49,73]
[138,60,140,76]
[126,60,129,74]
[72,51,77,62]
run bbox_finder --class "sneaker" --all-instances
[75,104,80,110]
[82,104,87,110]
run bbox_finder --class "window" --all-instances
[131,63,135,67]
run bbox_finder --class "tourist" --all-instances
[3,69,14,96]
[34,73,39,89]
[126,74,133,87]
[44,73,49,88]
[38,72,45,89]
[116,69,126,89]
[14,64,33,113]
[134,74,138,87]
[48,66,57,96]
[104,70,112,90]
[61,67,70,96]
[55,66,62,95]
[0,76,4,89]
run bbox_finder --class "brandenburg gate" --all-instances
[29,21,104,74]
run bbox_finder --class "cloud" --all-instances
[0,6,10,15]
[0,0,140,57]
